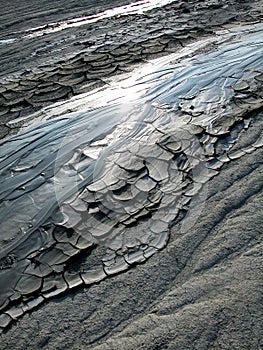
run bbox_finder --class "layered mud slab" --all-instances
[0,1,263,349]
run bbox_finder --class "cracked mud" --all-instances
[0,0,262,349]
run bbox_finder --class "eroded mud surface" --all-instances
[0,0,262,349]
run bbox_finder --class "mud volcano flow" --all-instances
[0,23,262,330]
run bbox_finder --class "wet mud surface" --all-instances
[0,0,262,138]
[0,0,263,349]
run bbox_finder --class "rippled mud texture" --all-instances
[0,25,262,330]
[0,0,262,139]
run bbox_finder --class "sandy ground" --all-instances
[0,0,262,349]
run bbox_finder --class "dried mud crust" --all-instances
[0,112,262,350]
[0,0,263,138]
[0,1,262,349]
[0,22,262,335]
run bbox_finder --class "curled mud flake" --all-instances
[24,296,44,312]
[228,149,246,160]
[53,225,79,245]
[149,231,169,249]
[81,265,106,285]
[42,274,68,299]
[75,236,94,250]
[150,220,168,235]
[9,291,21,303]
[217,154,231,163]
[184,182,203,197]
[116,153,145,172]
[55,243,80,257]
[233,80,250,92]
[15,274,42,295]
[143,246,158,259]
[146,159,169,181]
[242,145,256,154]
[110,184,134,201]
[125,249,146,265]
[255,73,263,82]
[60,204,83,228]
[104,256,129,275]
[108,179,127,191]
[0,313,12,328]
[160,138,181,153]
[36,247,70,267]
[122,217,137,227]
[135,176,157,192]
[160,177,181,194]
[84,217,117,240]
[87,179,107,192]
[63,271,83,289]
[133,208,151,220]
[24,261,53,278]
[148,190,163,204]
[253,135,263,148]
[5,304,25,320]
